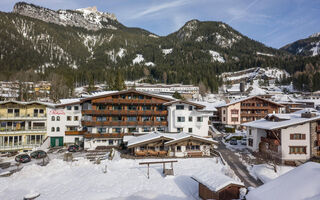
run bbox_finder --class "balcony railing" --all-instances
[0,114,47,119]
[83,133,133,139]
[82,120,168,127]
[0,127,47,133]
[65,130,86,136]
[0,144,40,151]
[82,110,168,116]
[92,99,165,105]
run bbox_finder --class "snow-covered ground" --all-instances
[208,50,225,63]
[247,164,294,183]
[0,156,239,200]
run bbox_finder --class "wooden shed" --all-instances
[192,171,244,200]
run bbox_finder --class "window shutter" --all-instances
[290,134,293,140]
[302,134,306,140]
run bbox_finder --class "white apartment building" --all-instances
[242,109,320,164]
[165,101,211,137]
[47,99,82,147]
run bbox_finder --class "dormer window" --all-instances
[176,105,184,110]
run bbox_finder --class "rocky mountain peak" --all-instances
[309,32,320,38]
[13,2,118,31]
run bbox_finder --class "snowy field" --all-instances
[0,156,237,200]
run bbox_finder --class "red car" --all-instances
[15,154,31,163]
[68,145,80,152]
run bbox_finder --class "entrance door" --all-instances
[55,138,59,146]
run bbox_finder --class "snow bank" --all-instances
[0,157,233,200]
[248,164,294,183]
[162,48,173,56]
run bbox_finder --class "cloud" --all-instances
[228,0,261,23]
[130,0,191,19]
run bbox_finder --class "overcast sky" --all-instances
[1,0,319,48]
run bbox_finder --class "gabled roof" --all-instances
[246,162,320,200]
[242,109,320,130]
[163,100,205,109]
[0,100,55,107]
[164,134,217,146]
[216,96,284,108]
[192,171,244,192]
[127,132,217,148]
[81,89,175,102]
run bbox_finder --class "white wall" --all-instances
[246,128,267,152]
[47,104,82,144]
[167,103,210,137]
[281,123,310,161]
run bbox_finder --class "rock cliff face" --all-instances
[281,33,320,56]
[13,2,119,31]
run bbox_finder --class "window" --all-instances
[67,116,71,121]
[187,145,200,151]
[176,146,181,152]
[97,105,106,110]
[176,105,184,110]
[113,105,122,110]
[142,116,150,121]
[51,116,55,121]
[142,105,151,110]
[39,109,44,114]
[157,127,165,132]
[74,116,79,121]
[249,129,252,136]
[188,128,192,133]
[51,127,55,132]
[290,134,306,140]
[112,116,122,121]
[143,127,151,132]
[112,128,121,133]
[189,116,193,122]
[156,116,165,121]
[231,117,238,122]
[177,128,183,132]
[97,117,107,121]
[67,106,72,110]
[98,128,106,133]
[56,116,60,121]
[197,117,203,122]
[109,140,114,145]
[74,106,79,110]
[8,109,13,114]
[177,117,185,122]
[128,105,137,110]
[56,127,60,132]
[189,106,193,111]
[128,116,137,121]
[223,110,226,114]
[289,146,306,154]
[231,109,239,114]
[248,138,253,147]
[223,117,226,121]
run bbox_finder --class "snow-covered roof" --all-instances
[127,132,217,148]
[246,162,320,200]
[192,171,244,192]
[242,109,320,130]
[190,101,218,112]
[57,98,81,106]
[0,100,55,107]
[216,96,284,108]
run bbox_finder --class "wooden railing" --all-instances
[92,99,165,104]
[82,121,168,126]
[82,110,168,116]
[65,130,86,135]
[83,133,133,138]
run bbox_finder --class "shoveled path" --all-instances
[216,137,263,188]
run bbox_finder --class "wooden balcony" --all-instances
[83,133,133,139]
[92,99,165,105]
[65,130,86,136]
[82,120,168,127]
[261,137,280,146]
[82,110,168,116]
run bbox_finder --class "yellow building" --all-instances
[0,101,52,151]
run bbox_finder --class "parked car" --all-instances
[15,154,31,163]
[30,150,47,159]
[241,138,247,145]
[68,145,80,152]
[230,138,238,145]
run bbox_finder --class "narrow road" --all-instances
[216,137,263,188]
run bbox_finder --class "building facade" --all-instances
[217,96,284,126]
[0,101,50,151]
[47,100,82,147]
[243,110,320,164]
